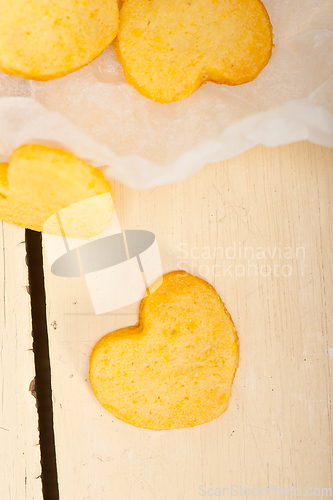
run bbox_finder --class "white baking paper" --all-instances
[0,0,332,188]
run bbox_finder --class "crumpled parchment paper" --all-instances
[0,0,332,188]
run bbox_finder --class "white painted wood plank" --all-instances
[44,142,332,500]
[0,223,42,499]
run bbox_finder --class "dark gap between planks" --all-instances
[26,229,59,500]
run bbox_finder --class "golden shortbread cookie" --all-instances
[89,271,239,430]
[0,0,119,80]
[0,145,114,237]
[117,0,273,103]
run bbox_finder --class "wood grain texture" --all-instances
[0,223,42,499]
[43,141,332,500]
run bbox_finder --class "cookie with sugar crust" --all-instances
[0,0,119,80]
[0,145,114,237]
[117,0,273,103]
[89,271,239,430]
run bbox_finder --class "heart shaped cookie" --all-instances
[117,0,273,102]
[0,0,119,80]
[0,145,114,237]
[89,271,239,429]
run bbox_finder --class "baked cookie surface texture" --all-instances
[0,145,114,237]
[0,0,119,80]
[90,271,239,430]
[117,0,273,102]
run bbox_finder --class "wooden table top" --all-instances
[1,141,332,499]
